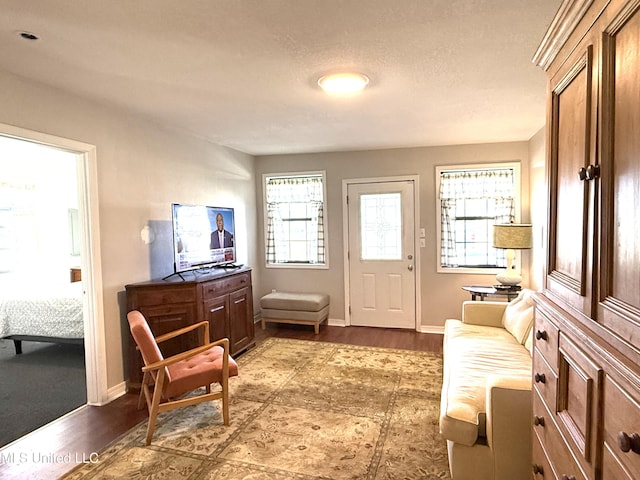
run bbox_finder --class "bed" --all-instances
[0,281,84,354]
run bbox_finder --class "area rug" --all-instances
[63,338,450,479]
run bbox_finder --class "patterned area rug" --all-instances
[63,338,450,479]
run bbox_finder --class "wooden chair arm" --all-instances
[154,321,210,345]
[142,337,230,373]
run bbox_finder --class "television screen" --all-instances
[171,203,236,273]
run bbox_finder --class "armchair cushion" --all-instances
[165,346,239,399]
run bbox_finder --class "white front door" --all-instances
[347,180,416,328]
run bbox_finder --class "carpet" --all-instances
[0,339,86,447]
[63,338,450,479]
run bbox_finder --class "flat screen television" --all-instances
[171,203,237,274]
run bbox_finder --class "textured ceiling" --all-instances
[0,0,561,155]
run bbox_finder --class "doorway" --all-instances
[343,177,419,329]
[0,123,107,408]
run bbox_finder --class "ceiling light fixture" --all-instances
[318,72,369,95]
[18,31,39,41]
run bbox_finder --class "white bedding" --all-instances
[0,282,84,339]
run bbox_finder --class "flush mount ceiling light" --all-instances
[18,31,39,40]
[318,72,369,95]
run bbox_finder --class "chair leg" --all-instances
[138,372,150,410]
[145,375,165,445]
[222,377,230,426]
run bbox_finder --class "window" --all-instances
[264,172,327,268]
[436,163,520,272]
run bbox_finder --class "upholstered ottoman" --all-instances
[260,291,330,334]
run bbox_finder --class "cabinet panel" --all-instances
[532,433,556,479]
[202,272,250,299]
[547,40,597,317]
[602,443,636,480]
[534,310,560,369]
[602,374,640,477]
[204,294,229,343]
[228,286,254,354]
[132,286,197,306]
[598,1,640,346]
[533,350,559,412]
[127,303,198,386]
[533,388,587,480]
[557,333,602,475]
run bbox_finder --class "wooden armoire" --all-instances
[532,0,640,479]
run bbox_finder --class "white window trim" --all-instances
[262,170,329,270]
[435,161,522,275]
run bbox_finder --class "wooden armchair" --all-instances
[127,310,239,445]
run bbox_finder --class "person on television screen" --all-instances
[210,213,234,248]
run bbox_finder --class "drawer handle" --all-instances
[577,167,587,181]
[535,330,548,341]
[533,416,545,427]
[534,373,546,384]
[210,306,225,313]
[618,432,640,454]
[532,464,544,475]
[561,476,576,480]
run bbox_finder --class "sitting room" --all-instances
[1,1,639,479]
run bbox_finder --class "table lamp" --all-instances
[492,223,532,286]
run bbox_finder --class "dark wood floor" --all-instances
[0,324,443,480]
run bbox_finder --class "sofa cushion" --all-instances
[501,289,534,344]
[439,319,532,446]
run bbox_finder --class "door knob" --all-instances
[408,265,413,271]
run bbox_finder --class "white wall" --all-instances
[255,142,532,330]
[528,127,547,291]
[0,70,258,389]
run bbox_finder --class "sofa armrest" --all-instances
[461,301,508,328]
[485,375,532,480]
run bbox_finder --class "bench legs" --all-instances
[261,317,324,334]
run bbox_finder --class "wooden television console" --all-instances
[125,266,255,390]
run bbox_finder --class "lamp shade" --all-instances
[492,224,532,249]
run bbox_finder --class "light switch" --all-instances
[420,228,426,238]
[420,238,426,248]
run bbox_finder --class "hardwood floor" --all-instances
[0,324,443,480]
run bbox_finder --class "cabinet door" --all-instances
[128,303,198,386]
[228,286,254,354]
[204,294,229,343]
[597,1,640,347]
[141,303,200,356]
[546,36,598,318]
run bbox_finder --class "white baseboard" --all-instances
[89,381,127,406]
[255,312,440,334]
[327,318,346,327]
[419,325,445,335]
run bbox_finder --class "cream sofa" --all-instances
[439,289,534,480]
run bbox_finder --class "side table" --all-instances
[462,285,520,302]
